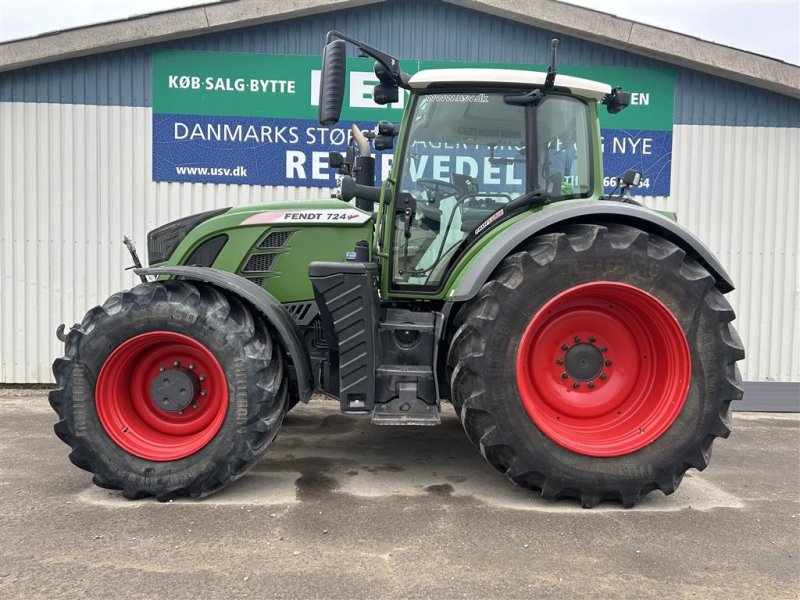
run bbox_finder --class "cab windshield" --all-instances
[392,90,592,288]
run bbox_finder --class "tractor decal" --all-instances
[474,208,505,235]
[242,208,371,225]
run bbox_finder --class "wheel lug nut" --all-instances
[189,363,195,370]
[605,360,613,367]
[589,336,596,344]
[192,403,200,409]
[178,410,184,415]
[572,382,580,389]
[562,345,570,351]
[574,336,581,343]
[588,381,595,389]
[556,358,564,365]
[173,360,180,367]
[599,373,607,380]
[561,373,569,380]
[600,346,608,353]
[199,375,206,382]
[200,390,208,396]
[159,366,166,372]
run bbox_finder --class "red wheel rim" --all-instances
[516,282,690,457]
[96,332,228,461]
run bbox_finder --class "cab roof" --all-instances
[408,68,611,101]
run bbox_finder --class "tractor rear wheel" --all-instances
[448,224,744,507]
[50,280,287,500]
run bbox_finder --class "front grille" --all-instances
[258,230,294,249]
[242,253,278,273]
[147,208,229,264]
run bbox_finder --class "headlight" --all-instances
[147,208,229,265]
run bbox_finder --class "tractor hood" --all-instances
[146,199,374,303]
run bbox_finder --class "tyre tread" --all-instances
[49,280,287,500]
[449,224,744,507]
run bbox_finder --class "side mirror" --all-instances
[319,39,347,127]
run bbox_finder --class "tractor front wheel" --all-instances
[50,280,287,500]
[448,224,744,507]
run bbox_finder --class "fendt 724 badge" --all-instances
[51,33,743,508]
[242,209,372,225]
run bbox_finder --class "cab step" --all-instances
[371,376,440,426]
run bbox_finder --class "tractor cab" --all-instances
[317,31,625,298]
[387,71,602,291]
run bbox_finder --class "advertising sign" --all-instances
[152,50,675,196]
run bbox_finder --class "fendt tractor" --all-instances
[50,32,744,507]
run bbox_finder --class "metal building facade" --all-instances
[1,0,798,389]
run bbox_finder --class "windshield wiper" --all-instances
[504,89,545,106]
[504,187,547,213]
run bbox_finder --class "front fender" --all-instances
[136,266,313,403]
[447,200,734,302]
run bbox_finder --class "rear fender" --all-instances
[136,266,314,403]
[447,200,734,302]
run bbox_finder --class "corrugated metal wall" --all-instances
[2,101,798,382]
[0,103,321,382]
[645,125,800,383]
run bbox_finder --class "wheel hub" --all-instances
[563,342,603,382]
[150,366,200,413]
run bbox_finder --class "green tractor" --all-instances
[50,33,743,507]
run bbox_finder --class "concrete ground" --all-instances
[1,389,798,599]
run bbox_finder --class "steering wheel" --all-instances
[416,178,460,204]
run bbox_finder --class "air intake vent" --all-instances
[283,301,319,326]
[258,230,294,249]
[242,253,277,273]
[285,302,312,321]
[247,276,265,287]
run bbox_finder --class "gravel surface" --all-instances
[1,388,798,599]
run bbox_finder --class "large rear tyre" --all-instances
[50,280,287,500]
[448,224,744,507]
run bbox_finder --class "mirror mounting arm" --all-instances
[325,30,411,88]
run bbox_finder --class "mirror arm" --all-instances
[325,30,410,88]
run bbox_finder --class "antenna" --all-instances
[544,38,559,88]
